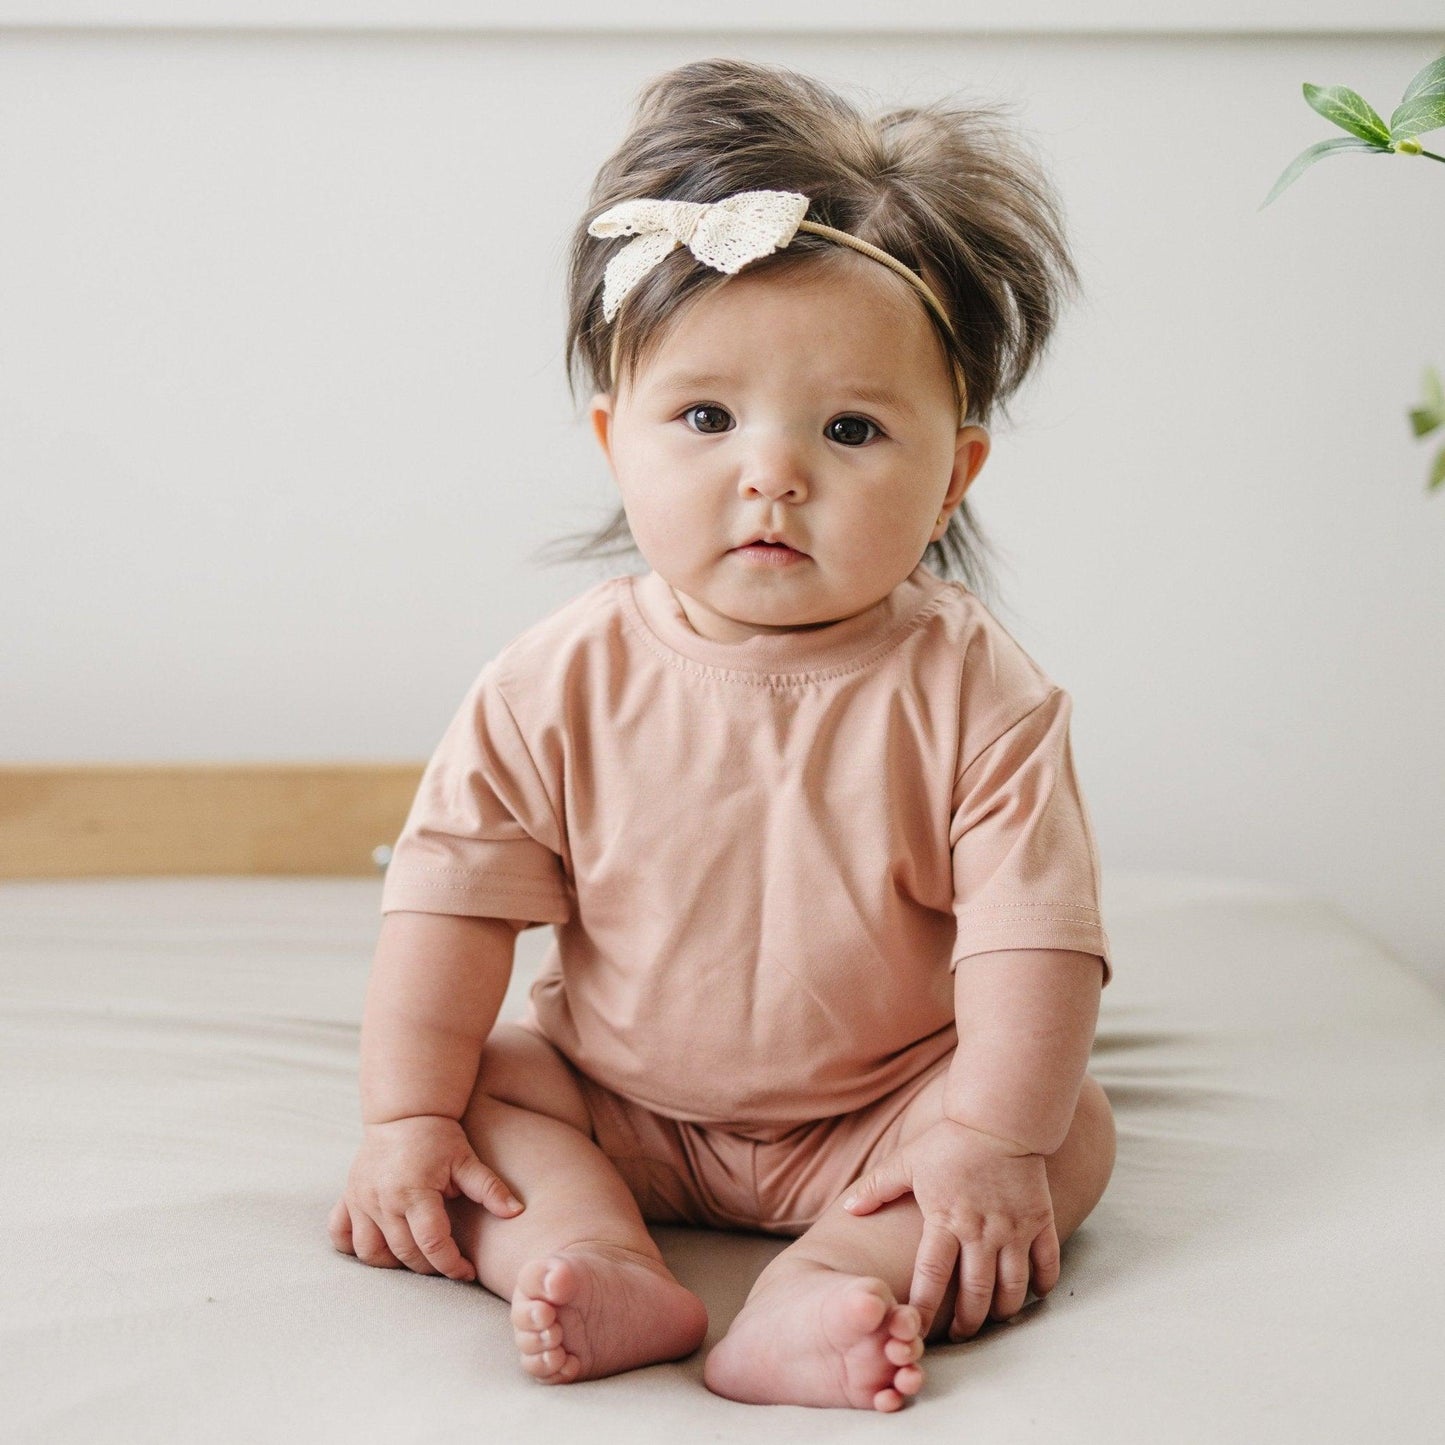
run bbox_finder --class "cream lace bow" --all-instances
[587,189,811,322]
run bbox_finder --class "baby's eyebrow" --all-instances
[649,369,735,395]
[836,383,918,418]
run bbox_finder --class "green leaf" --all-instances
[1390,92,1445,141]
[1428,443,1445,492]
[1390,54,1445,140]
[1303,83,1393,144]
[1261,135,1383,208]
[1409,366,1445,437]
[1426,366,1445,410]
[1397,54,1445,108]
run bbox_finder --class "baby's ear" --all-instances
[950,424,991,502]
[588,392,615,460]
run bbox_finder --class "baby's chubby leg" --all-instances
[447,1024,708,1383]
[703,1071,1116,1411]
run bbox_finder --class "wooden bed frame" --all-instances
[0,765,423,877]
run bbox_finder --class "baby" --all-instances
[328,57,1116,1413]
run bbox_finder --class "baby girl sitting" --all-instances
[328,56,1115,1413]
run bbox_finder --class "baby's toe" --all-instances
[893,1363,925,1397]
[884,1333,923,1366]
[523,1346,582,1384]
[887,1303,922,1340]
[521,1344,565,1378]
[872,1387,906,1412]
[511,1294,557,1332]
[515,1323,562,1357]
[839,1279,892,1337]
[531,1255,580,1307]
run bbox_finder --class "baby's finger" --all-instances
[842,1155,912,1216]
[327,1198,355,1255]
[906,1219,960,1337]
[350,1211,403,1269]
[949,1242,996,1342]
[1030,1222,1061,1297]
[405,1196,476,1282]
[453,1150,523,1219]
[989,1241,1032,1322]
[379,1211,438,1275]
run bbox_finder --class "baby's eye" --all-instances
[682,404,732,434]
[826,415,881,446]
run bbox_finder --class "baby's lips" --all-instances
[732,539,809,556]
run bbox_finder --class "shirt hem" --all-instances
[379,875,570,924]
[951,923,1113,984]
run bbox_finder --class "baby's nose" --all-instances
[735,436,812,501]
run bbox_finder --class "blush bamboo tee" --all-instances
[380,563,1113,1131]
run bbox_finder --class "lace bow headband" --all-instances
[587,188,967,411]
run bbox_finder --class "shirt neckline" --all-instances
[623,564,949,679]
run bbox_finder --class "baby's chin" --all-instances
[670,578,893,644]
[663,581,822,643]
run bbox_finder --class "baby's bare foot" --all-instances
[702,1266,925,1411]
[510,1241,708,1384]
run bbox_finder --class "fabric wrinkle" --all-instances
[567,1049,957,1234]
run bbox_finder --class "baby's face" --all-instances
[589,251,990,642]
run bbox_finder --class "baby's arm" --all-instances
[327,911,528,1280]
[844,948,1103,1337]
[943,947,1104,1156]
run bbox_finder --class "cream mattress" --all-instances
[2,872,1443,1443]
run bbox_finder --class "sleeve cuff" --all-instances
[951,914,1113,985]
[380,866,571,926]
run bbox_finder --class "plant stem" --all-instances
[1422,148,1445,163]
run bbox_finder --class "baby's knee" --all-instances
[472,1024,592,1135]
[1048,1074,1115,1243]
[1077,1074,1116,1180]
[473,1025,533,1099]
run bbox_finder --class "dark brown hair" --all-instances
[533,57,1078,604]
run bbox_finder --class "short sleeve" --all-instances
[949,686,1112,984]
[379,664,572,925]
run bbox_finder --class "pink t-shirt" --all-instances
[381,563,1112,1130]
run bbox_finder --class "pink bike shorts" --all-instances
[519,1023,953,1236]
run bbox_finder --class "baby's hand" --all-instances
[327,1115,523,1282]
[842,1119,1059,1341]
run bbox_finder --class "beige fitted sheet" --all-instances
[1,872,1443,1443]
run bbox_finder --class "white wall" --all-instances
[3,19,1443,987]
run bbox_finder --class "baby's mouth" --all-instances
[733,537,809,556]
[731,540,810,565]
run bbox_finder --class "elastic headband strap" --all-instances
[795,220,959,342]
